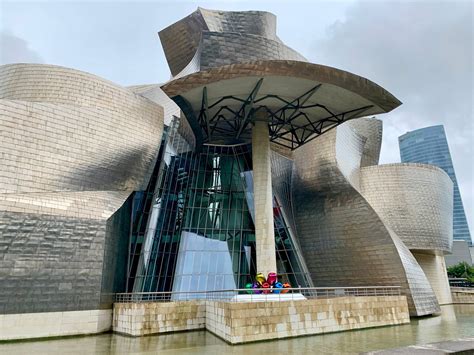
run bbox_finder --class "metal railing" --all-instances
[115,286,401,303]
[449,278,474,288]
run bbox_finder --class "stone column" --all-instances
[251,116,277,276]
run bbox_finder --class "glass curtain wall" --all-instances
[127,117,311,294]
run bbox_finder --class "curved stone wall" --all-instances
[360,163,453,253]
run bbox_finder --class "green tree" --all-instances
[447,261,474,283]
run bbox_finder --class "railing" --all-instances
[449,278,474,288]
[115,286,401,303]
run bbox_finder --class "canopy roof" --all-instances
[161,60,401,149]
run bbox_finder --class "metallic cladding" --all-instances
[291,121,440,316]
[159,7,292,76]
[0,63,164,314]
[360,163,453,253]
[399,125,472,245]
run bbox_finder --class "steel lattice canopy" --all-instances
[161,60,402,150]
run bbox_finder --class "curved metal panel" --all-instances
[159,7,284,76]
[199,8,279,40]
[0,64,164,193]
[345,117,383,167]
[199,32,306,71]
[360,163,453,253]
[291,122,440,316]
[0,63,165,314]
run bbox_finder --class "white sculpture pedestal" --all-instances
[230,293,307,302]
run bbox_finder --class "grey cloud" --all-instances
[311,0,473,235]
[0,32,44,64]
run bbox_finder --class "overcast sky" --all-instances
[1,0,472,241]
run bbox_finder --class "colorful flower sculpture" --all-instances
[273,282,283,294]
[255,273,266,285]
[267,272,277,285]
[245,272,291,294]
[252,282,262,294]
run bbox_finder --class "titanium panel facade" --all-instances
[360,163,453,253]
[159,8,293,77]
[399,125,472,245]
[0,64,164,314]
[291,120,440,316]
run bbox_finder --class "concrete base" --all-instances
[0,309,112,341]
[113,296,410,344]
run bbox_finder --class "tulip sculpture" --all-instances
[244,272,291,294]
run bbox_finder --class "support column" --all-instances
[252,116,277,276]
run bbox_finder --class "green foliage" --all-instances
[447,261,474,282]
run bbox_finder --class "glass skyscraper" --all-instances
[399,125,472,245]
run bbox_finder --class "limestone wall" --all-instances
[113,301,206,336]
[206,296,409,344]
[0,309,112,341]
[113,296,410,344]
[451,288,474,304]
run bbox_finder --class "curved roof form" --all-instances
[159,7,297,76]
[161,60,401,149]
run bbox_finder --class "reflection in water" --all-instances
[1,305,473,355]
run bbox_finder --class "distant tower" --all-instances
[399,125,472,245]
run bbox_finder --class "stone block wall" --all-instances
[113,301,206,336]
[0,309,112,341]
[113,296,410,344]
[451,289,474,304]
[206,296,410,344]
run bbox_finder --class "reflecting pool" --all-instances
[1,305,473,355]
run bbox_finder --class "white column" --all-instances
[252,116,277,276]
[413,252,453,305]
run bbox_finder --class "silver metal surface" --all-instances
[0,63,164,314]
[360,163,453,253]
[159,8,303,77]
[291,120,441,316]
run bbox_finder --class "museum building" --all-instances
[0,8,454,341]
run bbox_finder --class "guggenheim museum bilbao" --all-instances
[0,8,454,341]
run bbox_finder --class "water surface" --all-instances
[2,304,473,354]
